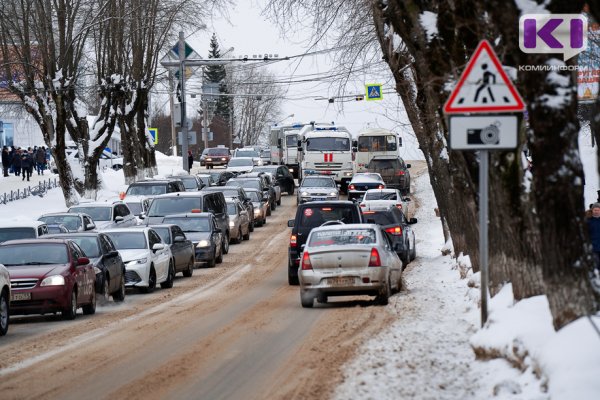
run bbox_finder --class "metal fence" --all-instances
[0,178,60,205]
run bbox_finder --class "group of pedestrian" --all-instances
[1,145,50,181]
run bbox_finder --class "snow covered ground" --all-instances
[1,145,599,399]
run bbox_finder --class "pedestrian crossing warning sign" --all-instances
[148,127,158,144]
[365,84,383,101]
[444,40,525,114]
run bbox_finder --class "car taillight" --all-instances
[360,203,366,207]
[290,234,297,247]
[368,248,381,267]
[396,170,405,176]
[377,184,384,189]
[385,226,402,236]
[301,251,312,270]
[396,204,402,209]
[349,184,355,190]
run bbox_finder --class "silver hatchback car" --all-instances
[298,223,403,307]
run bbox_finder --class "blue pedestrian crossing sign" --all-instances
[148,127,158,144]
[365,84,383,101]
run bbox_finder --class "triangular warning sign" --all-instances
[444,40,525,114]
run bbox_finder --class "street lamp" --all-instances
[273,113,294,125]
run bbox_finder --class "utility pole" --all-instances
[178,31,189,172]
[203,97,209,150]
[169,71,177,157]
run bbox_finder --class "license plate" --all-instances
[11,292,31,301]
[313,197,326,201]
[328,277,355,286]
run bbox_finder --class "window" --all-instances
[105,232,147,249]
[71,206,111,221]
[172,226,185,240]
[153,227,171,244]
[72,237,101,258]
[100,235,114,254]
[115,204,130,218]
[285,134,297,147]
[305,137,350,152]
[148,230,162,248]
[357,135,397,152]
[0,244,68,265]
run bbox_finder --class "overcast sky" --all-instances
[183,0,421,159]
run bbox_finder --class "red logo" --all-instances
[304,208,313,217]
[323,153,333,162]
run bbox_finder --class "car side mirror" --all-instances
[114,216,124,222]
[77,257,90,266]
[406,163,411,168]
[287,219,295,227]
[409,218,418,224]
[300,244,305,251]
[86,223,96,230]
[152,243,165,251]
[139,213,146,219]
[174,236,186,242]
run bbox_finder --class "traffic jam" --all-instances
[0,122,414,337]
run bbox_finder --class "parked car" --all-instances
[361,204,417,266]
[143,191,230,255]
[203,147,231,169]
[232,148,263,166]
[46,232,127,302]
[366,155,411,195]
[68,201,137,230]
[54,149,123,173]
[260,148,271,165]
[162,213,224,268]
[0,263,10,336]
[253,165,295,195]
[226,198,250,243]
[38,212,96,232]
[244,188,269,227]
[125,178,186,197]
[166,174,205,191]
[197,173,216,187]
[226,157,254,174]
[298,223,404,307]
[287,201,363,285]
[208,170,237,186]
[103,227,174,293]
[226,177,274,214]
[200,186,255,232]
[0,220,49,243]
[359,188,410,215]
[347,172,386,201]
[296,175,339,205]
[1,238,96,319]
[148,224,195,278]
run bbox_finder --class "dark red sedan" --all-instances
[0,239,96,320]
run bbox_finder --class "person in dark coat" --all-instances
[11,149,21,176]
[587,203,600,274]
[1,146,9,177]
[20,150,33,181]
[188,150,194,171]
[36,147,46,175]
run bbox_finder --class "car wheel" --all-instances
[222,235,230,254]
[141,267,156,293]
[266,206,271,216]
[62,288,78,320]
[410,242,416,261]
[161,261,175,289]
[271,200,276,211]
[288,261,299,285]
[82,287,96,315]
[112,274,126,302]
[242,227,250,241]
[377,279,391,306]
[216,244,224,263]
[0,289,9,336]
[288,183,294,195]
[99,276,110,304]
[249,218,255,232]
[300,291,314,308]
[277,197,281,206]
[208,252,217,268]
[183,258,194,277]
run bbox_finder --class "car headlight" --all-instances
[126,258,147,266]
[197,240,210,248]
[329,192,337,196]
[344,172,353,177]
[301,191,309,196]
[40,275,65,286]
[93,266,102,275]
[254,209,261,215]
[207,158,212,161]
[289,168,294,172]
[229,220,235,228]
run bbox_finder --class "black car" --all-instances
[366,156,411,195]
[197,173,216,187]
[125,178,186,197]
[253,165,295,195]
[237,172,279,209]
[162,213,224,268]
[166,175,205,192]
[46,232,127,303]
[361,204,417,266]
[286,201,363,285]
[227,176,274,214]
[149,224,195,277]
[209,170,237,186]
[200,186,255,231]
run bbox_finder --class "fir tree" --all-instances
[204,33,231,120]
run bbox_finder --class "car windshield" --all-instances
[300,206,356,227]
[173,176,197,189]
[208,148,229,156]
[365,191,398,200]
[0,227,37,242]
[104,232,147,249]
[309,228,377,246]
[147,197,202,217]
[67,237,101,258]
[46,225,67,234]
[39,215,82,231]
[368,159,400,170]
[228,158,254,167]
[162,217,211,232]
[286,134,298,147]
[305,137,350,151]
[235,150,259,158]
[226,203,237,215]
[125,202,143,215]
[69,206,111,221]
[0,243,69,266]
[362,211,394,225]
[152,227,171,244]
[227,180,261,191]
[198,176,211,186]
[301,177,335,188]
[351,173,383,183]
[246,191,261,202]
[126,184,166,196]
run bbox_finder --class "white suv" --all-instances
[0,263,10,336]
[68,201,137,230]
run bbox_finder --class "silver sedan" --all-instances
[226,199,250,243]
[298,223,403,307]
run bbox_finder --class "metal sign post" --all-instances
[178,32,189,172]
[479,150,489,325]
